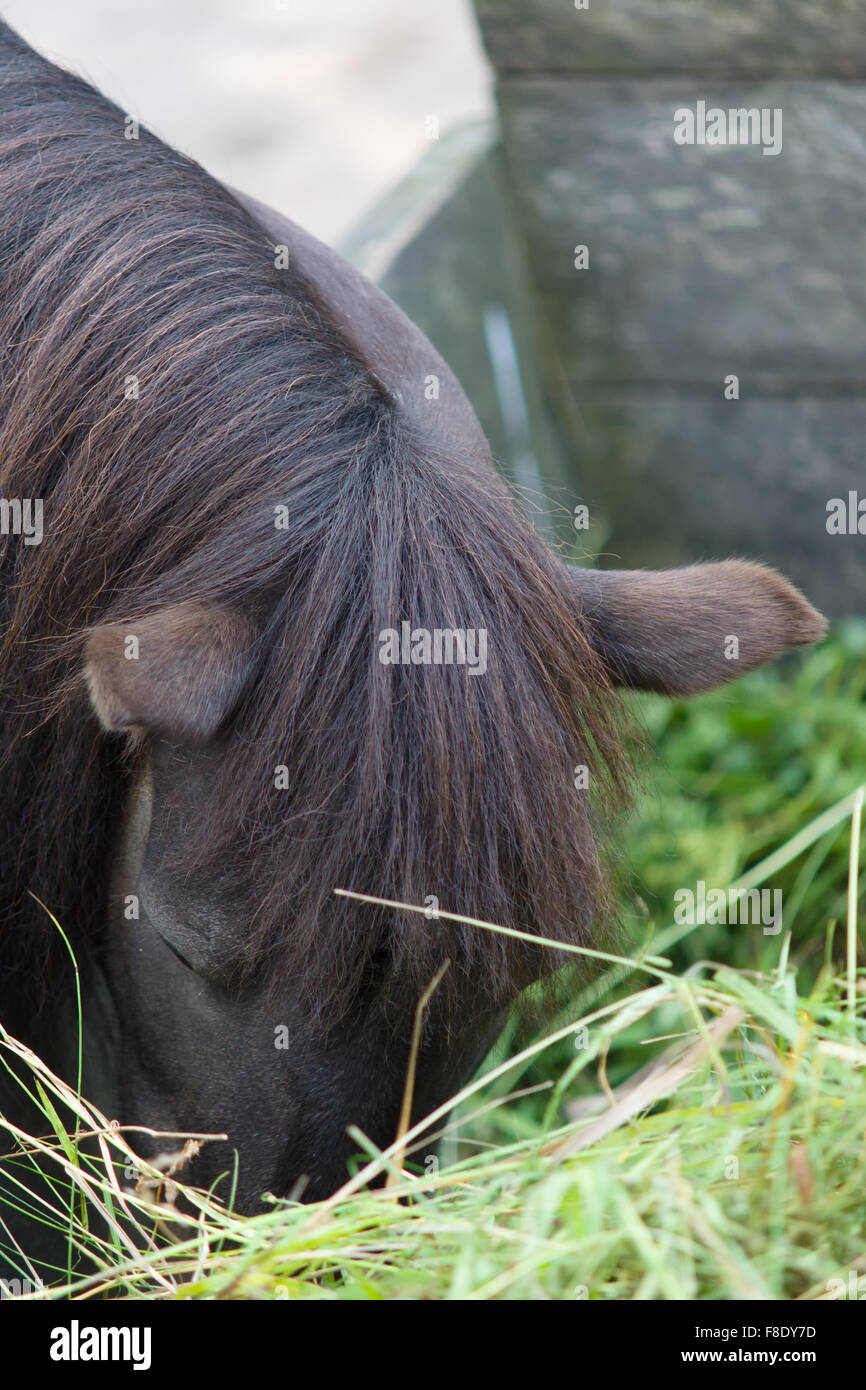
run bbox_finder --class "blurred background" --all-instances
[0,0,491,245]
[4,1,863,617]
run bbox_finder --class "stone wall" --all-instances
[469,0,866,614]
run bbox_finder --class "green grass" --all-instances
[2,623,865,1300]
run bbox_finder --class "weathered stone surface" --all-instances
[567,389,866,616]
[497,78,866,383]
[446,3,866,612]
[341,65,866,611]
[475,0,866,77]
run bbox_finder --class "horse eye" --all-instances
[159,934,198,974]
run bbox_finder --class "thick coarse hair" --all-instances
[0,21,631,1030]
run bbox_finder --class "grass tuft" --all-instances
[1,624,864,1300]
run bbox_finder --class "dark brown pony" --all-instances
[0,20,823,1269]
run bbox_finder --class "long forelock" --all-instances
[0,27,632,1024]
[179,425,634,1025]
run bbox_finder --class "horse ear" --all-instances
[570,561,826,696]
[85,601,260,738]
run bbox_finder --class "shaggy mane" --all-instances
[0,21,631,1030]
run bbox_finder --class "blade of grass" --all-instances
[847,787,864,1015]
